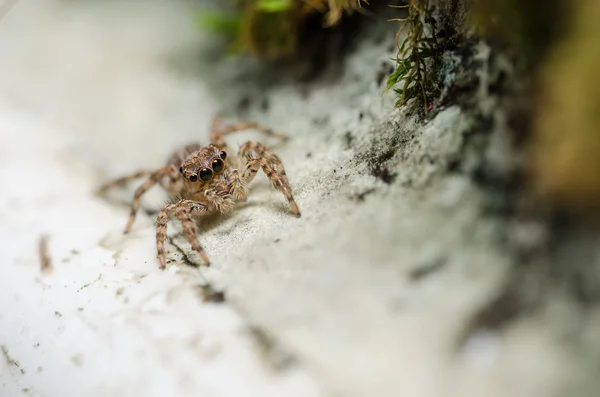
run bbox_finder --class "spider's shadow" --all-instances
[167,193,282,267]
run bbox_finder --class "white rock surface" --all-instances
[0,1,595,397]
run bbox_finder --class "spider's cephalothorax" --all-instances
[97,115,301,269]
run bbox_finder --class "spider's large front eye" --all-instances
[212,158,224,173]
[199,168,213,181]
[189,174,198,182]
[179,166,183,174]
[220,151,227,160]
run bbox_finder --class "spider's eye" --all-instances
[199,168,213,181]
[220,151,227,160]
[212,158,224,173]
[179,166,183,173]
[189,174,198,182]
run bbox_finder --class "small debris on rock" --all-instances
[353,188,377,202]
[198,285,226,303]
[38,234,53,275]
[370,165,397,184]
[261,97,269,111]
[247,326,296,371]
[71,354,84,367]
[408,259,446,281]
[2,345,25,374]
[237,96,251,113]
[343,131,354,149]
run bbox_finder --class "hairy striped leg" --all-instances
[156,200,209,269]
[239,141,301,217]
[96,170,151,196]
[123,165,177,234]
[209,114,287,151]
[97,170,176,197]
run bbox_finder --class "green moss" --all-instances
[256,0,294,13]
[197,11,241,35]
[196,10,244,54]
[385,0,440,114]
[241,3,300,60]
[196,0,368,61]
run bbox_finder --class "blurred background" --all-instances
[1,1,600,396]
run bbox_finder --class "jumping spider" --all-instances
[97,115,301,269]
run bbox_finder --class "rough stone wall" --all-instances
[1,1,599,397]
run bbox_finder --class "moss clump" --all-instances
[241,1,300,60]
[198,0,368,61]
[385,0,440,114]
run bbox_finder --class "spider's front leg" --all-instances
[96,170,151,196]
[156,199,209,269]
[123,165,177,234]
[238,141,301,217]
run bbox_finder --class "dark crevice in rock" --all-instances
[196,284,226,303]
[2,345,25,374]
[168,238,301,372]
[408,259,446,282]
[246,326,298,372]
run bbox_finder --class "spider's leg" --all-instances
[158,169,183,197]
[238,141,300,217]
[156,202,176,269]
[96,170,151,196]
[124,165,174,234]
[209,113,287,150]
[156,199,209,269]
[176,201,210,266]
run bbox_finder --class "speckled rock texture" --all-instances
[1,1,599,397]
